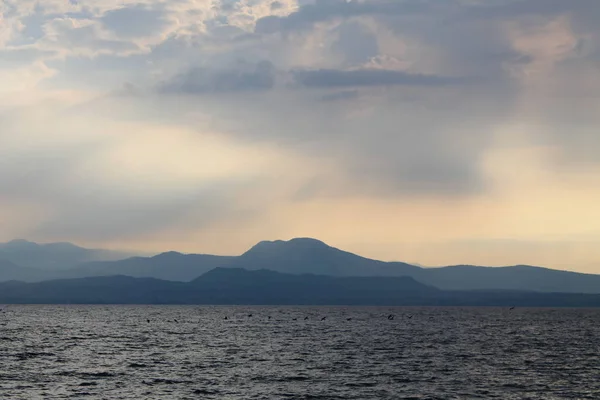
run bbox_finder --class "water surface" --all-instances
[0,306,599,399]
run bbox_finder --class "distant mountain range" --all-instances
[1,238,600,294]
[0,239,134,270]
[1,267,600,306]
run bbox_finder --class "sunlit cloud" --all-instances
[1,0,600,272]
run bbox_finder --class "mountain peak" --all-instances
[1,239,84,250]
[246,237,330,254]
[287,237,329,247]
[1,239,39,249]
[152,251,185,259]
[7,239,33,244]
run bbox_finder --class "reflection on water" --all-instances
[0,306,599,399]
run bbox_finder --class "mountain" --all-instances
[0,239,134,270]
[1,268,599,306]
[232,238,600,293]
[57,252,235,281]
[190,267,438,305]
[2,237,600,294]
[0,259,51,282]
[234,238,419,276]
[406,264,600,293]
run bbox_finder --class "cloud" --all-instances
[1,0,600,271]
[254,0,433,34]
[159,60,277,94]
[101,4,168,39]
[331,20,379,66]
[42,17,139,57]
[0,98,292,243]
[292,68,473,88]
[319,89,358,101]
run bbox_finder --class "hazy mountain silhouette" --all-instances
[1,267,600,306]
[0,239,133,270]
[57,252,235,281]
[234,238,419,276]
[2,237,600,294]
[0,258,52,282]
[189,267,437,305]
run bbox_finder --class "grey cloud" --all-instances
[319,90,359,101]
[469,0,600,21]
[332,21,379,66]
[45,21,138,55]
[159,60,276,94]
[346,144,485,197]
[101,4,168,38]
[0,113,260,242]
[292,68,473,88]
[254,16,282,35]
[270,2,283,11]
[0,48,57,68]
[147,77,510,199]
[29,183,239,242]
[254,0,435,34]
[255,0,600,36]
[11,6,47,46]
[6,0,599,206]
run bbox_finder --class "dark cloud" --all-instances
[255,0,600,36]
[146,77,510,199]
[5,0,600,211]
[159,60,276,94]
[254,0,436,34]
[292,68,474,88]
[469,0,600,21]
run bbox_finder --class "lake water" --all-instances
[0,306,599,399]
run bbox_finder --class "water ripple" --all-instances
[0,306,598,399]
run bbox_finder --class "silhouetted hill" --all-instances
[0,259,50,282]
[57,252,235,281]
[0,276,189,304]
[1,268,600,306]
[0,268,436,305]
[235,238,419,276]
[0,239,133,270]
[2,237,600,294]
[408,264,600,293]
[190,267,438,305]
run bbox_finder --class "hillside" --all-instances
[0,239,133,270]
[2,238,600,294]
[1,267,599,306]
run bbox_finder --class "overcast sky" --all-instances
[1,0,600,272]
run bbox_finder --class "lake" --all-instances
[0,306,599,399]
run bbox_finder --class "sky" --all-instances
[1,0,600,273]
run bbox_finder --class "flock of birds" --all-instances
[151,313,421,324]
[150,307,517,324]
[0,305,515,324]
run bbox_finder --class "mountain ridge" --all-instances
[0,239,135,270]
[1,238,599,294]
[1,267,600,306]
